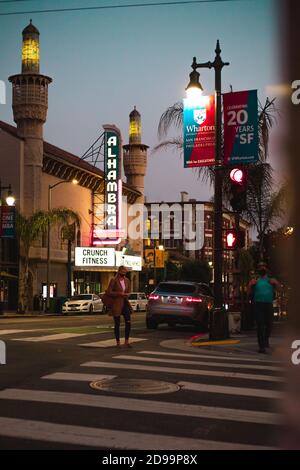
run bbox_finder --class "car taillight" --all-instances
[185,296,203,303]
[148,294,160,301]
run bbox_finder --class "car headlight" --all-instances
[82,302,89,306]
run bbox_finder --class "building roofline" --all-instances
[0,120,141,197]
[0,120,24,141]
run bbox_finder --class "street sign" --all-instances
[115,252,142,271]
[183,95,215,167]
[223,90,258,165]
[0,206,16,238]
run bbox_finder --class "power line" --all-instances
[0,0,246,16]
[0,1,36,3]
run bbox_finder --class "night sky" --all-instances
[0,0,280,201]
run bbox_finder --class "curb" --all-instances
[0,313,65,318]
[191,339,241,347]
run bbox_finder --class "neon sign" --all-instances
[92,126,124,246]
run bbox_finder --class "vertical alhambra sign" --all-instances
[92,125,124,246]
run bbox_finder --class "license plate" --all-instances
[168,297,178,304]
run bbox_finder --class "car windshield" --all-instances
[70,295,93,301]
[155,283,197,294]
[128,294,138,300]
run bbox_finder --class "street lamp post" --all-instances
[46,179,78,311]
[186,41,229,339]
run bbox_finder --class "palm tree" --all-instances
[16,208,80,312]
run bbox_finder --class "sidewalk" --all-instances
[161,323,285,360]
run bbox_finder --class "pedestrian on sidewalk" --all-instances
[106,265,133,348]
[247,262,281,354]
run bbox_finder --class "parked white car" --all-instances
[62,294,103,314]
[128,292,148,312]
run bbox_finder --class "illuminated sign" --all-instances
[115,252,142,271]
[183,95,215,167]
[75,247,115,267]
[75,248,142,271]
[92,126,123,246]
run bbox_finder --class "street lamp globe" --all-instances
[6,195,15,206]
[185,65,203,105]
[6,187,15,206]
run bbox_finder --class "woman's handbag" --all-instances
[100,292,114,308]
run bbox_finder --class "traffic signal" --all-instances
[229,167,247,212]
[225,229,245,250]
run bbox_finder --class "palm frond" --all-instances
[157,102,183,139]
[50,208,81,227]
[152,138,183,155]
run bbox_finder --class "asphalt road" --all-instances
[0,313,284,450]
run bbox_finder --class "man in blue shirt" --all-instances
[248,263,281,353]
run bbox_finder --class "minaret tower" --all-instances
[123,107,148,257]
[9,20,52,215]
[123,107,148,197]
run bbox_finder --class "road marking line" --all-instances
[0,417,275,450]
[82,361,284,383]
[114,354,282,372]
[0,329,44,335]
[178,381,283,399]
[0,389,281,425]
[42,373,116,382]
[80,338,147,348]
[13,333,88,342]
[140,350,282,363]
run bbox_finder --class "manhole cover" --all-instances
[90,378,180,395]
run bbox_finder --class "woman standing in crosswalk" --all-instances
[106,266,133,348]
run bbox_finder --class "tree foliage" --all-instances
[179,260,212,284]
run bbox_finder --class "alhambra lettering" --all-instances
[105,134,119,229]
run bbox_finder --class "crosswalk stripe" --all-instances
[13,333,88,342]
[80,338,147,348]
[82,361,285,383]
[0,417,275,450]
[41,371,283,400]
[114,354,283,372]
[178,381,283,399]
[0,389,281,425]
[139,350,282,364]
[0,329,42,336]
[42,373,116,382]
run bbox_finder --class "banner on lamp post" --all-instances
[223,90,258,165]
[0,206,16,238]
[183,95,215,168]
